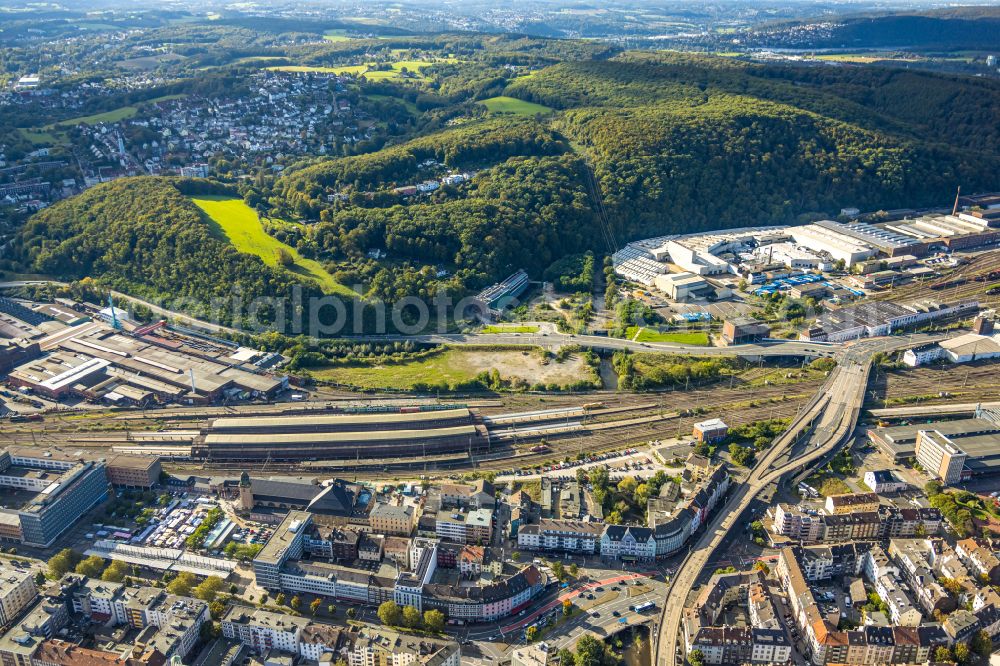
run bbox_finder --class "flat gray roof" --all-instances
[205,425,477,445]
[870,418,1000,473]
[211,407,469,431]
[256,510,312,565]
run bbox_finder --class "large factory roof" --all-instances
[203,424,479,445]
[8,353,105,391]
[51,328,282,396]
[210,407,470,431]
[815,219,920,252]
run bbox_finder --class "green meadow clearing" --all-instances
[19,129,62,145]
[481,325,540,334]
[268,58,453,81]
[24,95,190,144]
[625,326,710,345]
[322,30,354,42]
[367,94,420,115]
[268,64,369,75]
[190,196,354,297]
[49,106,138,127]
[478,96,552,116]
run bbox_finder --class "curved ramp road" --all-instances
[654,333,950,666]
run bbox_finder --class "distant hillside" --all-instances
[749,12,1000,49]
[266,51,1000,296]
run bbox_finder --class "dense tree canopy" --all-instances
[13,47,1000,334]
[13,177,327,329]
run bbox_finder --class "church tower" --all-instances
[238,471,253,512]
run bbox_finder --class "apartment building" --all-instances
[874,574,923,626]
[222,607,308,655]
[298,623,346,662]
[437,480,495,510]
[600,526,656,562]
[956,538,1000,584]
[649,465,731,559]
[140,595,208,659]
[435,508,491,545]
[887,540,953,616]
[30,639,165,666]
[368,503,415,537]
[0,569,37,628]
[516,519,603,555]
[772,504,823,543]
[915,430,968,484]
[72,579,128,625]
[775,546,954,666]
[796,543,869,581]
[772,506,941,544]
[824,492,879,515]
[820,512,882,542]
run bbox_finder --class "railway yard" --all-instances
[875,248,1000,308]
[2,351,993,481]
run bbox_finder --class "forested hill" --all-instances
[501,53,1000,240]
[13,48,1000,328]
[275,117,567,219]
[11,177,327,330]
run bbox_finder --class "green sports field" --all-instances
[478,96,552,116]
[190,196,354,297]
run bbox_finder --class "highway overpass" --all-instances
[653,332,949,666]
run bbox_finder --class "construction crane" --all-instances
[107,293,121,330]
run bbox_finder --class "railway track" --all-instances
[878,250,1000,307]
[870,360,1000,408]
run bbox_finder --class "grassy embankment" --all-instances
[189,196,354,297]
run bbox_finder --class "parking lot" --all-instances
[494,447,661,482]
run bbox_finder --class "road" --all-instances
[653,332,949,666]
[0,281,242,336]
[542,582,662,653]
[0,280,838,358]
[461,571,656,663]
[341,332,839,358]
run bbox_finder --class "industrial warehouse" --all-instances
[0,295,286,408]
[868,407,1000,482]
